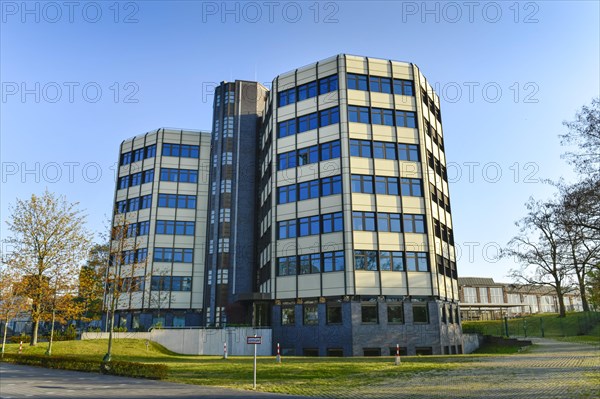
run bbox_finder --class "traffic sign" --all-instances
[247,336,262,345]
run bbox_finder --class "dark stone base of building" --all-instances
[271,299,463,356]
[104,310,203,332]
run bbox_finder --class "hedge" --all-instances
[0,354,167,380]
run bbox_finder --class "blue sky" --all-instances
[1,0,599,281]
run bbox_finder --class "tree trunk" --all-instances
[578,276,590,312]
[557,292,567,317]
[45,309,56,356]
[1,317,8,357]
[31,319,39,346]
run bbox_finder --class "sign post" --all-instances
[247,335,262,389]
[395,344,401,365]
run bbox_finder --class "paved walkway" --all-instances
[0,364,317,399]
[1,339,598,398]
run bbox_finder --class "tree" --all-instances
[503,198,572,317]
[0,261,30,357]
[3,190,90,346]
[77,244,109,325]
[560,97,600,177]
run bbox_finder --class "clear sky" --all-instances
[1,0,599,282]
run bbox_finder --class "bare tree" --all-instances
[503,198,573,317]
[3,191,90,345]
[560,97,600,177]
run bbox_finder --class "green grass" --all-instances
[472,343,532,354]
[1,339,474,394]
[553,323,600,347]
[462,311,600,338]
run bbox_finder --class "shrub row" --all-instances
[0,354,167,380]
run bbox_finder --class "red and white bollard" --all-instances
[276,342,281,363]
[18,341,23,354]
[395,344,401,365]
[223,342,228,359]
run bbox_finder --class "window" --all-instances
[299,215,320,236]
[352,211,376,231]
[377,213,402,233]
[369,76,392,93]
[490,287,504,304]
[154,248,193,263]
[375,176,399,195]
[398,144,420,161]
[120,152,131,165]
[171,276,192,291]
[347,73,368,91]
[118,176,128,190]
[160,168,198,183]
[278,184,297,204]
[222,152,232,165]
[162,143,199,158]
[354,250,378,271]
[297,146,318,166]
[350,139,371,158]
[403,214,426,233]
[303,304,319,325]
[278,118,297,138]
[373,141,397,159]
[224,91,235,103]
[278,150,297,170]
[297,113,318,133]
[277,256,297,276]
[395,111,417,128]
[145,144,157,158]
[326,303,342,324]
[278,88,295,107]
[463,287,477,303]
[387,303,404,323]
[158,194,196,209]
[401,178,423,196]
[142,169,154,184]
[300,253,321,274]
[406,252,429,272]
[219,208,231,223]
[371,108,394,126]
[348,105,370,123]
[150,276,171,291]
[319,75,338,94]
[393,79,414,96]
[321,212,343,233]
[281,306,295,325]
[141,194,152,209]
[323,251,344,272]
[220,180,232,193]
[298,180,319,200]
[217,238,230,253]
[380,251,404,271]
[361,303,378,323]
[127,198,140,212]
[222,116,234,138]
[321,175,341,196]
[155,220,195,235]
[319,107,339,127]
[130,172,141,186]
[115,200,127,214]
[278,219,297,239]
[297,81,317,101]
[351,174,374,194]
[320,140,340,161]
[413,304,429,323]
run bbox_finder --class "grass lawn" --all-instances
[462,311,600,338]
[1,339,475,394]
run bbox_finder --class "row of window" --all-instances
[350,140,420,161]
[109,248,148,266]
[155,220,195,235]
[437,255,458,280]
[348,106,417,128]
[116,194,152,214]
[150,275,192,292]
[277,250,345,276]
[157,193,197,209]
[351,174,423,197]
[280,301,429,326]
[118,170,154,189]
[347,73,415,96]
[278,175,341,204]
[277,140,340,170]
[430,184,451,213]
[278,212,343,239]
[423,118,445,151]
[162,143,200,158]
[120,144,156,166]
[160,168,198,183]
[278,106,340,138]
[354,250,429,272]
[111,220,150,238]
[433,219,455,245]
[352,212,426,233]
[422,90,442,124]
[278,74,338,107]
[154,248,194,263]
[427,151,448,182]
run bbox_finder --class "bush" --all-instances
[0,354,167,380]
[113,326,128,332]
[8,334,31,344]
[462,324,485,335]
